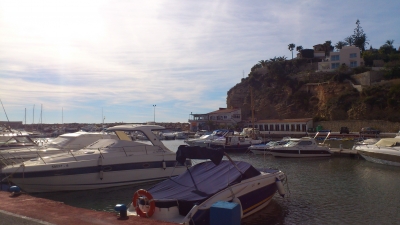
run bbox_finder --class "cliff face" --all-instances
[226,68,400,122]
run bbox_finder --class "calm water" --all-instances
[32,140,400,225]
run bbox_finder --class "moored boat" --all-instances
[209,128,263,153]
[0,131,117,166]
[354,138,400,167]
[270,137,332,158]
[126,145,286,224]
[184,129,233,147]
[0,125,191,192]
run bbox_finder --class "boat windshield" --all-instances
[46,137,72,148]
[2,136,34,144]
[284,140,299,147]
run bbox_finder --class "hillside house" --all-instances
[318,46,364,71]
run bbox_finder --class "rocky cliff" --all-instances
[226,63,400,123]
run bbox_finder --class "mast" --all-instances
[250,86,255,139]
[40,104,43,131]
[33,104,35,125]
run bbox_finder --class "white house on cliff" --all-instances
[318,46,364,71]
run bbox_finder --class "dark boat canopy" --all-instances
[148,160,262,216]
[176,145,224,165]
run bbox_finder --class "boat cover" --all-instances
[148,160,261,215]
[175,145,224,165]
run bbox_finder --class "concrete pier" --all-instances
[0,191,176,225]
[330,148,359,156]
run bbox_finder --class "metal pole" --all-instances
[153,105,156,123]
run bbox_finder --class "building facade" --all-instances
[188,108,242,131]
[318,46,364,71]
[244,118,314,135]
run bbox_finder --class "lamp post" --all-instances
[153,105,156,123]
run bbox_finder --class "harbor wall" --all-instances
[314,120,400,133]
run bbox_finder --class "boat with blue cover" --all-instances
[127,145,286,224]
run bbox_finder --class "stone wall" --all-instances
[351,71,383,86]
[314,120,400,133]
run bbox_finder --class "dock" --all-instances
[330,148,359,157]
[0,191,176,225]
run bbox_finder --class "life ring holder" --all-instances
[132,189,155,217]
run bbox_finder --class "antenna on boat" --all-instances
[0,99,11,130]
[0,99,10,122]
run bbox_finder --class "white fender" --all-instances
[276,178,285,198]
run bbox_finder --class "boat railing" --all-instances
[2,144,167,165]
[96,144,166,156]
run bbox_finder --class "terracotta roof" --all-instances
[255,118,313,123]
[207,108,240,114]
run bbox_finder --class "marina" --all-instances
[1,138,399,224]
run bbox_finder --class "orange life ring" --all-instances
[132,189,155,218]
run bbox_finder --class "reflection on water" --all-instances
[32,140,400,225]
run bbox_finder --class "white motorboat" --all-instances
[184,129,233,147]
[354,138,400,167]
[249,140,288,155]
[0,125,191,193]
[0,135,38,150]
[249,137,299,155]
[269,137,332,157]
[209,128,263,153]
[126,145,286,224]
[173,132,187,139]
[193,130,210,138]
[0,131,117,166]
[0,127,30,142]
[160,130,176,140]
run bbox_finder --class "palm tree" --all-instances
[258,60,267,67]
[323,40,333,57]
[288,43,296,59]
[385,40,394,48]
[334,41,348,51]
[344,36,354,46]
[276,56,287,61]
[296,46,303,52]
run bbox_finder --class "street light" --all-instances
[153,105,156,123]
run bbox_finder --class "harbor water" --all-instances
[31,139,400,225]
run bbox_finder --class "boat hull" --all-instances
[358,150,400,167]
[250,149,271,155]
[128,170,285,224]
[1,155,189,193]
[270,149,332,158]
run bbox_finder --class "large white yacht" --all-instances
[0,131,117,166]
[0,125,191,192]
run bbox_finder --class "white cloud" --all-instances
[1,0,399,123]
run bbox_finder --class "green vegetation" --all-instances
[229,19,400,123]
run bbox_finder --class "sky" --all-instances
[1,0,399,124]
